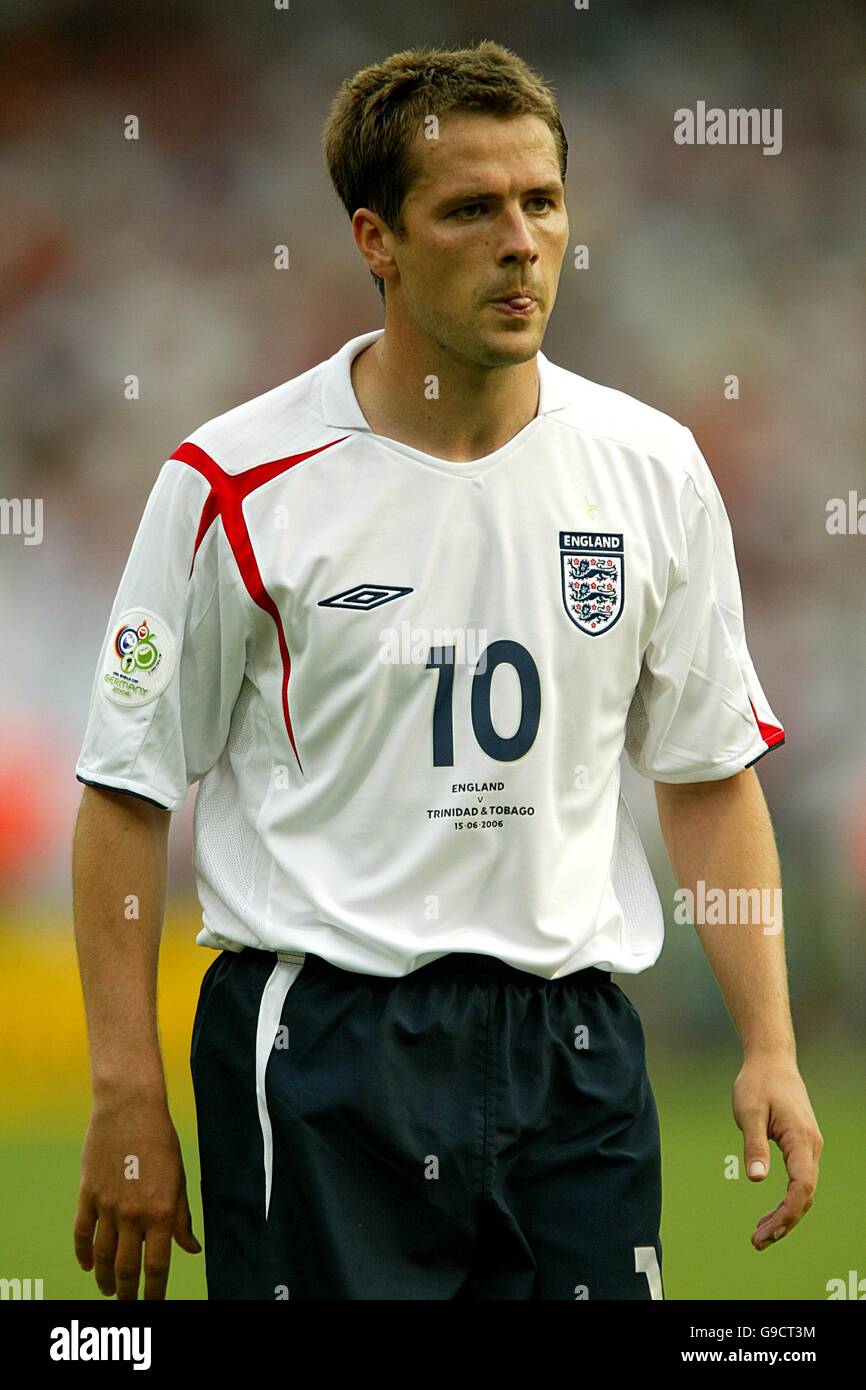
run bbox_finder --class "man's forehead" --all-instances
[407,112,561,195]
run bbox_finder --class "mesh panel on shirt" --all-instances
[611,792,663,944]
[626,683,649,749]
[194,677,268,919]
[228,676,256,764]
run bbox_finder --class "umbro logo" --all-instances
[318,584,413,611]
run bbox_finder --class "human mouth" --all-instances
[489,295,537,317]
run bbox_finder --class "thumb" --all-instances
[173,1184,203,1254]
[744,1135,771,1182]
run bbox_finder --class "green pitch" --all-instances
[0,1050,859,1301]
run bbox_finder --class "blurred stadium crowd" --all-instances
[1,0,863,1038]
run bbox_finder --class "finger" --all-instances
[143,1224,173,1301]
[753,1179,812,1247]
[737,1103,771,1181]
[73,1193,98,1271]
[172,1184,202,1255]
[750,1182,785,1245]
[92,1213,119,1296]
[754,1199,785,1229]
[752,1204,786,1250]
[754,1219,790,1250]
[745,1153,770,1181]
[782,1132,822,1194]
[771,1138,819,1226]
[752,1151,818,1250]
[114,1219,144,1301]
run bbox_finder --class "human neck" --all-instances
[350,325,540,463]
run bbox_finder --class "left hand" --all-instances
[732,1055,823,1251]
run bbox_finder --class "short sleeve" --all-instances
[75,457,251,811]
[625,432,785,783]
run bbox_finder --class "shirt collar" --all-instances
[319,327,572,430]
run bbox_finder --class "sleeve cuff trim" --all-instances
[75,771,177,811]
[745,735,786,769]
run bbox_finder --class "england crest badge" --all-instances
[560,531,625,635]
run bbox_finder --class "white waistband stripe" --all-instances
[255,957,306,1219]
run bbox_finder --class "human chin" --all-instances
[469,330,540,369]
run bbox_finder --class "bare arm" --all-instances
[655,768,793,1057]
[72,785,201,1299]
[654,768,823,1250]
[73,785,171,1098]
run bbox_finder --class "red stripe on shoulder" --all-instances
[168,435,349,775]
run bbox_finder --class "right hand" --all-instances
[74,1093,202,1300]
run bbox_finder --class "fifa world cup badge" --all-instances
[101,608,177,706]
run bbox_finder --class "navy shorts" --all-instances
[190,946,664,1300]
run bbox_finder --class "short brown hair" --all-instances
[322,40,568,299]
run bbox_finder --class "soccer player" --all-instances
[72,41,822,1301]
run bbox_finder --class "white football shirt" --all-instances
[76,328,785,978]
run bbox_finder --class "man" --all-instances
[72,41,822,1301]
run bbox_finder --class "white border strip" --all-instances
[255,957,305,1219]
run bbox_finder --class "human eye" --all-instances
[451,202,486,219]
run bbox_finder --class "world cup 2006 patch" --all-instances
[560,531,625,635]
[100,608,177,706]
